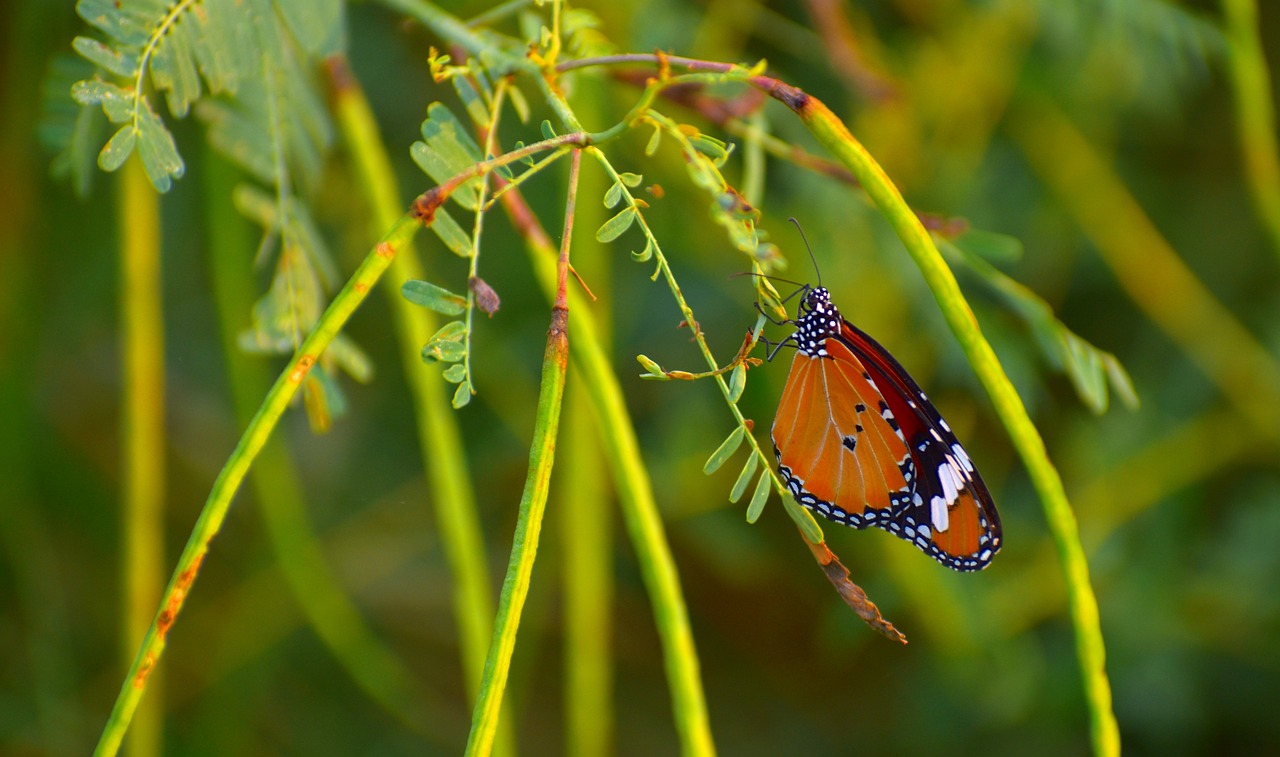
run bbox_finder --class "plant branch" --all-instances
[789,83,1119,757]
[462,150,580,757]
[495,160,718,757]
[325,56,509,750]
[93,211,422,757]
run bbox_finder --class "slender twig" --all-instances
[325,56,507,749]
[791,83,1119,756]
[119,154,165,757]
[1221,0,1280,261]
[495,162,718,757]
[462,149,580,757]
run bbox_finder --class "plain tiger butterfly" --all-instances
[769,283,1002,571]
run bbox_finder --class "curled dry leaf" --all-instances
[469,276,501,316]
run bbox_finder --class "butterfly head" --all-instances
[794,286,842,357]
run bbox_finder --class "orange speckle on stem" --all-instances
[412,186,445,225]
[355,281,369,294]
[375,241,395,259]
[133,654,156,689]
[290,355,316,383]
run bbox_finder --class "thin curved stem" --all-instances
[462,149,580,757]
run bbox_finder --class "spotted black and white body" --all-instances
[770,286,1002,571]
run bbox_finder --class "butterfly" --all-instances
[769,285,1001,571]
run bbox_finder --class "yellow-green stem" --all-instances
[1222,0,1280,261]
[462,150,579,757]
[326,60,506,749]
[119,154,164,757]
[500,169,718,757]
[795,93,1119,756]
[93,213,422,757]
[203,147,427,730]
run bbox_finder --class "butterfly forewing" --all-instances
[773,344,912,519]
[771,286,1002,572]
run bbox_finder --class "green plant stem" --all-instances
[497,160,717,757]
[558,70,615,757]
[1222,0,1280,262]
[378,0,492,58]
[792,93,1119,756]
[334,56,516,752]
[203,147,428,730]
[119,154,164,757]
[93,213,422,757]
[463,150,579,757]
[325,55,508,748]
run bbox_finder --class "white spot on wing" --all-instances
[938,462,958,504]
[931,495,950,533]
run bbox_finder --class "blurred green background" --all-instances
[4,1,1280,755]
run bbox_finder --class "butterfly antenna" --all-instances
[788,217,821,287]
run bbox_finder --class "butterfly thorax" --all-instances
[794,287,842,358]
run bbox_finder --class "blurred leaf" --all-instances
[729,453,759,504]
[944,238,1139,413]
[452,70,490,127]
[596,207,636,242]
[98,126,136,172]
[73,36,138,77]
[745,469,771,522]
[431,207,474,257]
[452,380,474,409]
[276,0,344,56]
[71,78,133,123]
[411,103,484,209]
[328,334,374,384]
[402,280,469,316]
[40,54,105,197]
[728,362,746,403]
[134,95,184,191]
[951,227,1024,264]
[703,427,745,475]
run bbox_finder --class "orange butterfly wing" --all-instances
[772,340,913,519]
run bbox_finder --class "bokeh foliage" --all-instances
[4,1,1280,755]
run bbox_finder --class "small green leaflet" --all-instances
[422,339,466,363]
[412,103,484,209]
[729,454,759,503]
[703,426,745,475]
[73,36,138,77]
[431,207,474,257]
[452,380,473,409]
[402,280,468,315]
[728,362,746,403]
[596,207,636,243]
[745,470,771,523]
[630,239,654,263]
